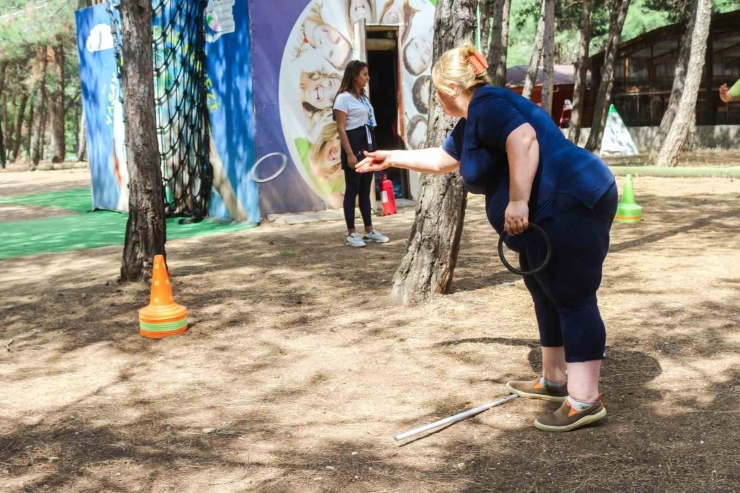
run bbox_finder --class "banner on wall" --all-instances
[75,1,259,222]
[248,0,435,215]
[203,0,260,222]
[76,4,128,213]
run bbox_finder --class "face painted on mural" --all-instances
[306,122,345,205]
[348,0,373,23]
[303,17,352,70]
[407,115,427,150]
[314,137,343,181]
[380,0,402,24]
[412,74,431,114]
[301,71,340,111]
[420,79,430,104]
[403,35,432,76]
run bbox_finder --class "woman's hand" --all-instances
[347,153,358,170]
[720,83,733,103]
[505,200,529,235]
[355,150,393,173]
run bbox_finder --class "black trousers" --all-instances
[520,182,618,363]
[341,126,376,231]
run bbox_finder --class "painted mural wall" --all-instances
[250,0,435,214]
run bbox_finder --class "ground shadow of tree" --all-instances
[2,186,739,491]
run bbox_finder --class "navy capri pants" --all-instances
[519,182,618,363]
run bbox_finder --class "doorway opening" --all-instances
[366,26,409,201]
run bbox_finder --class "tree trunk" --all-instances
[77,108,87,161]
[653,0,712,167]
[25,102,34,159]
[540,0,555,115]
[0,94,10,165]
[50,40,66,163]
[647,0,695,164]
[12,91,29,162]
[568,0,592,144]
[487,0,511,87]
[31,45,49,169]
[0,61,6,169]
[522,0,546,100]
[0,119,4,169]
[41,101,49,162]
[119,0,167,282]
[391,0,476,305]
[479,1,491,55]
[74,102,80,156]
[6,96,17,156]
[584,0,631,153]
[687,107,697,150]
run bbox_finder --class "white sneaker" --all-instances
[345,232,366,248]
[363,230,389,243]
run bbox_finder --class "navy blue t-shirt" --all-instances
[442,84,615,235]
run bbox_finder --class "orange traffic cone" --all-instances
[139,255,188,338]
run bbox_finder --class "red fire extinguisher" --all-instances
[379,173,397,216]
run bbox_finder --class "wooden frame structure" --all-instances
[588,10,740,127]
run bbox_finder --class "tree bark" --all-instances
[50,40,66,163]
[540,0,555,115]
[31,45,49,169]
[522,0,546,100]
[41,99,49,162]
[487,0,510,87]
[0,61,6,169]
[1,96,7,164]
[77,108,87,161]
[74,102,80,156]
[25,102,34,159]
[119,0,167,282]
[685,107,697,151]
[568,0,592,144]
[652,0,712,167]
[0,119,4,169]
[6,96,17,156]
[11,91,29,162]
[391,0,476,305]
[479,1,491,55]
[647,0,695,164]
[584,0,631,153]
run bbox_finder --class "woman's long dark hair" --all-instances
[337,60,368,98]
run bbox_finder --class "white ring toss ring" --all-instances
[250,152,288,183]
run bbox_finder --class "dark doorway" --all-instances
[367,29,408,200]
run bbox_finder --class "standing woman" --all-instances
[333,60,389,248]
[357,44,617,432]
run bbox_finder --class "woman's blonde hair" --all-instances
[432,43,491,96]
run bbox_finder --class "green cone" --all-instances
[615,174,642,224]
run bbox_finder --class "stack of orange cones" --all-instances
[139,255,188,338]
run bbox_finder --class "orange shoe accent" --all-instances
[533,381,544,390]
[138,255,188,339]
[566,401,578,418]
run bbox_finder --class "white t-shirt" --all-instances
[333,92,376,130]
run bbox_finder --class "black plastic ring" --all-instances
[497,223,552,276]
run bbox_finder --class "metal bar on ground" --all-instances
[393,394,519,442]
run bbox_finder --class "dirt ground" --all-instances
[1,168,739,493]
